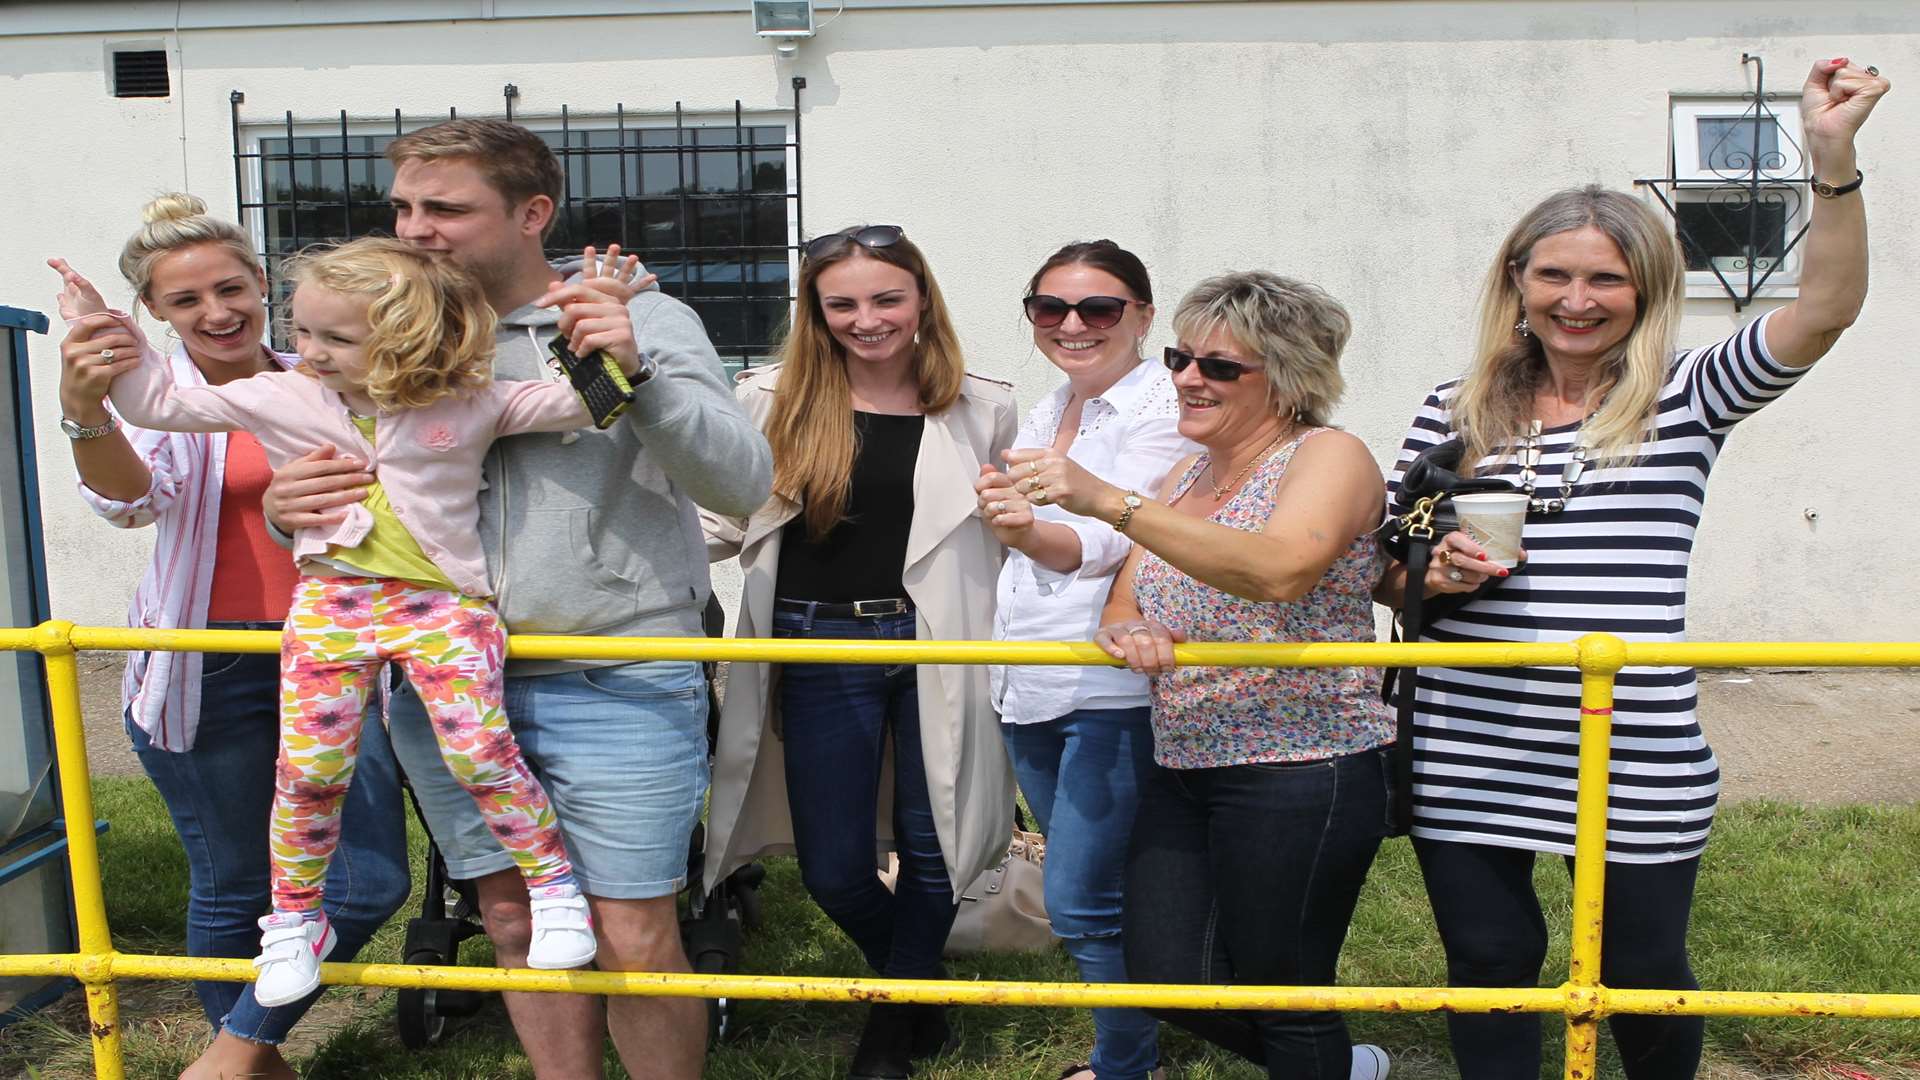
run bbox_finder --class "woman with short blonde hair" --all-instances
[1023,268,1394,1077]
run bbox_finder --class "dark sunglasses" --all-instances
[1022,294,1141,330]
[1163,346,1255,382]
[802,224,906,262]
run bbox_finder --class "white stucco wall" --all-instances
[4,1,1915,641]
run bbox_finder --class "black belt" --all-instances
[774,597,914,618]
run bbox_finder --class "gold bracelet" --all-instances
[1112,491,1144,532]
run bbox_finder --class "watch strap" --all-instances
[1810,169,1864,198]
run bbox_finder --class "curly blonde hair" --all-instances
[287,238,496,411]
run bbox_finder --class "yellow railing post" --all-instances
[1564,633,1625,1080]
[34,620,125,1079]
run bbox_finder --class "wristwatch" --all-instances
[60,414,119,440]
[1112,491,1144,532]
[1810,170,1864,199]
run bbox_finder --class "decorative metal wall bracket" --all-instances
[1634,54,1810,310]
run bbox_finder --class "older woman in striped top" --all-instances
[1375,58,1888,1080]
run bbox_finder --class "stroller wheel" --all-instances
[396,949,451,1049]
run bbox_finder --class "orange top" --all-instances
[205,431,299,622]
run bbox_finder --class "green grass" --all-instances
[3,781,1917,1079]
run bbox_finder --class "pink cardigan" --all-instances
[104,314,591,598]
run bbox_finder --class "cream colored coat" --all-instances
[701,364,1019,893]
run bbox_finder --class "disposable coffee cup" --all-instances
[1451,491,1528,569]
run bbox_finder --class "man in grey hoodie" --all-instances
[265,118,770,1078]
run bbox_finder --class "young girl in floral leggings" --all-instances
[87,236,647,1005]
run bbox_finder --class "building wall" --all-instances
[4,1,1915,641]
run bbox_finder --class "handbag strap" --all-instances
[1389,533,1432,835]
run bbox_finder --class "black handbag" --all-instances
[1376,439,1516,835]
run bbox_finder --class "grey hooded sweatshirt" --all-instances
[482,257,770,674]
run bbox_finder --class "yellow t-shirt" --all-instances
[325,415,458,591]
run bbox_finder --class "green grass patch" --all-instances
[2,782,1915,1078]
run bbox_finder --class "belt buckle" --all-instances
[852,598,905,617]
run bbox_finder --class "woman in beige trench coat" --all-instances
[701,225,1016,1080]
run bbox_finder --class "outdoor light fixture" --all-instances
[752,1,815,39]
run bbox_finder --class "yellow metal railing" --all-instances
[3,621,1919,1079]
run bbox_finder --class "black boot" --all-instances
[907,1003,956,1061]
[848,1003,914,1080]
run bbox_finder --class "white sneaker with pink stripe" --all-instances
[252,910,336,1007]
[527,885,597,970]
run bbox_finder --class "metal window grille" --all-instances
[229,81,805,373]
[1635,54,1809,310]
[111,50,169,98]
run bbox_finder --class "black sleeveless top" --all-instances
[774,411,924,602]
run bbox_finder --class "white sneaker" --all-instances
[1351,1043,1391,1080]
[252,911,335,1007]
[527,885,597,969]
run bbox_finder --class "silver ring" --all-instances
[99,348,115,361]
[1447,569,1465,583]
[1127,625,1154,637]
[990,501,1006,514]
[1866,65,1880,76]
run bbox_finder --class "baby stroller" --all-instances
[394,595,762,1049]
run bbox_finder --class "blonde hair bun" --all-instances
[140,192,210,226]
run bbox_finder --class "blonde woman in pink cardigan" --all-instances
[68,237,646,1007]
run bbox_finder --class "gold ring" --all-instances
[1437,549,1454,566]
[1027,461,1040,476]
[1032,487,1050,505]
[1127,625,1154,637]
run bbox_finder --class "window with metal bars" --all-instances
[229,88,803,373]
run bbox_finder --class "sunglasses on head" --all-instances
[802,224,906,262]
[1022,294,1142,330]
[1163,346,1255,382]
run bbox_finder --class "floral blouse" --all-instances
[1131,429,1392,768]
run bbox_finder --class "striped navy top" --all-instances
[1387,311,1802,863]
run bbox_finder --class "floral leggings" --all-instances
[270,575,571,913]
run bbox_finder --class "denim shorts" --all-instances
[386,660,710,899]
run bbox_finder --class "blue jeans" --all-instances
[773,606,956,978]
[127,625,411,1045]
[1123,748,1391,1079]
[1004,708,1160,1080]
[387,661,709,899]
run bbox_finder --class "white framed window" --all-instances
[1667,97,1806,296]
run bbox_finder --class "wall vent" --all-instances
[112,50,169,98]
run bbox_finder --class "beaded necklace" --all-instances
[1517,418,1592,514]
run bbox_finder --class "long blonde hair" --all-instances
[767,230,965,539]
[287,238,497,411]
[1452,186,1684,473]
[119,193,261,300]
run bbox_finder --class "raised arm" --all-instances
[85,313,253,435]
[535,282,772,517]
[49,259,150,502]
[1764,58,1891,368]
